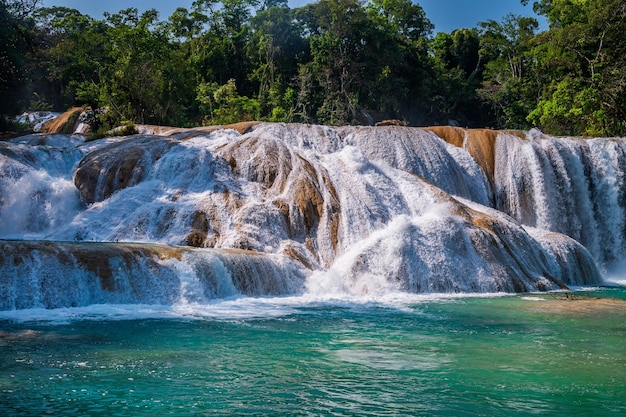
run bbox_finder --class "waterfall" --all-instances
[0,138,85,237]
[494,130,626,266]
[0,240,306,310]
[2,122,620,310]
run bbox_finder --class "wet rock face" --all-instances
[216,134,342,265]
[0,240,182,309]
[38,107,109,135]
[0,240,306,310]
[39,107,85,134]
[63,124,613,287]
[341,125,492,206]
[187,210,209,247]
[67,129,341,267]
[427,126,626,268]
[0,142,37,167]
[426,126,499,189]
[218,135,294,191]
[74,135,177,204]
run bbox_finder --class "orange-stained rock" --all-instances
[137,121,260,137]
[375,119,408,127]
[465,129,499,180]
[40,107,86,134]
[425,125,465,147]
[427,126,500,183]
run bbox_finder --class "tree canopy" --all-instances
[1,0,625,136]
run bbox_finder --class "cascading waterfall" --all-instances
[2,122,622,310]
[0,240,306,310]
[0,138,84,237]
[494,129,626,266]
[340,126,492,206]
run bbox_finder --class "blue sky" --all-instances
[42,0,545,33]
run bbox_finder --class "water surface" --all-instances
[1,288,625,416]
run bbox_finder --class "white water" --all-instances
[0,139,84,237]
[495,130,626,265]
[1,123,623,312]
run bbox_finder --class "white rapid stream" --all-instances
[0,123,618,309]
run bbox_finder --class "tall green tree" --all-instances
[0,0,41,116]
[294,0,434,125]
[196,0,258,93]
[34,7,107,110]
[477,13,539,129]
[431,28,493,127]
[100,8,189,125]
[248,5,309,121]
[365,0,434,123]
[248,5,307,121]
[525,0,626,136]
[294,0,371,124]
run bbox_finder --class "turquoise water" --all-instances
[1,288,625,416]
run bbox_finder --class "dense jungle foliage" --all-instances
[1,0,625,136]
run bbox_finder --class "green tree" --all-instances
[364,0,434,124]
[99,8,190,125]
[526,0,590,27]
[196,0,258,92]
[248,5,307,121]
[525,0,626,136]
[294,0,433,125]
[0,0,41,116]
[165,4,217,124]
[34,7,107,110]
[477,13,539,129]
[431,28,493,126]
[197,78,260,124]
[294,0,369,124]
